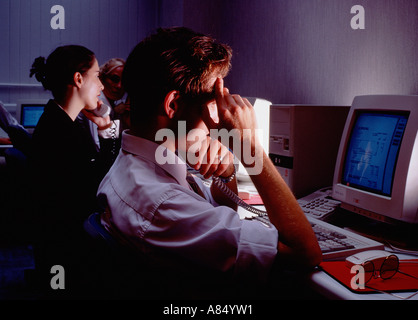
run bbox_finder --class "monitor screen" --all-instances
[21,104,45,128]
[333,95,418,224]
[341,111,409,197]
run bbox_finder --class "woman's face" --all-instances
[80,59,104,110]
[102,66,125,101]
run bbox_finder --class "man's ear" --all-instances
[163,90,180,119]
[73,72,83,89]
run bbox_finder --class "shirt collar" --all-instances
[121,131,190,189]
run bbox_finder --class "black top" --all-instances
[29,100,108,281]
[30,100,103,220]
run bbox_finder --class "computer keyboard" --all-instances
[307,216,385,260]
[238,186,385,260]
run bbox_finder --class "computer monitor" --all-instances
[332,95,418,224]
[15,99,47,133]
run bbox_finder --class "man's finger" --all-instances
[215,77,224,102]
[201,104,218,130]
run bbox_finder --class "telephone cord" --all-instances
[212,176,270,224]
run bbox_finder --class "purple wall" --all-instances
[180,0,418,106]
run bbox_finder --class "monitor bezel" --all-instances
[332,95,418,224]
[15,99,47,129]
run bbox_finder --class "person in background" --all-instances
[29,45,117,297]
[97,27,322,298]
[0,101,31,155]
[0,101,22,139]
[99,58,129,127]
[0,101,16,144]
[80,58,128,169]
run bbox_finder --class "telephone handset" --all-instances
[92,103,111,118]
[211,176,270,225]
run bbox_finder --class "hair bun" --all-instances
[30,57,47,84]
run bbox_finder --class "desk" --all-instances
[309,209,418,300]
[237,180,418,300]
[310,253,418,300]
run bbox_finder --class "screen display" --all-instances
[342,111,409,196]
[21,105,45,128]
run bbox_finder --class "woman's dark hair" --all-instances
[30,45,96,100]
[122,27,232,128]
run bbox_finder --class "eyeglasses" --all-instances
[107,74,121,84]
[360,254,400,284]
[356,255,418,299]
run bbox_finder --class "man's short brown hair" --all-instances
[122,27,232,128]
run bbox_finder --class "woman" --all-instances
[29,45,115,296]
[99,58,126,106]
[100,58,130,131]
[80,58,128,168]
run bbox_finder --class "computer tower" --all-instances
[269,104,350,198]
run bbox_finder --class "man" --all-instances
[96,27,321,297]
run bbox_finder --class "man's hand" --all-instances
[188,136,234,180]
[202,77,260,159]
[203,78,322,269]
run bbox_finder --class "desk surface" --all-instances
[237,180,418,300]
[308,214,418,300]
[310,256,418,300]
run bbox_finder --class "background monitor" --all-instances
[16,99,47,133]
[332,95,418,224]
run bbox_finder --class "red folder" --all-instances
[243,194,264,205]
[320,259,418,293]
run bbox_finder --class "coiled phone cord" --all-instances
[212,176,270,225]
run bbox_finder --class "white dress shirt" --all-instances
[97,131,279,282]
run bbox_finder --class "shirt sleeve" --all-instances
[146,189,278,281]
[234,218,279,282]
